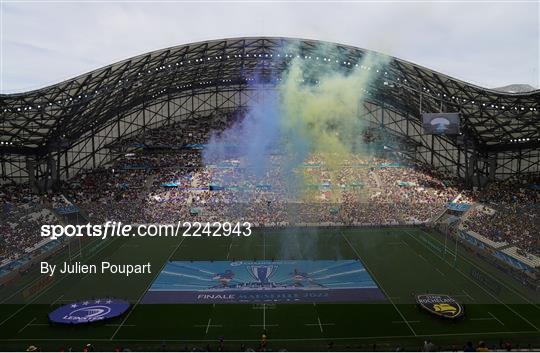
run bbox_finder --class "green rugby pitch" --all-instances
[0,227,539,351]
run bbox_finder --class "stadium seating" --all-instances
[1,122,538,268]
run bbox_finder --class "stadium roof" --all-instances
[1,37,539,157]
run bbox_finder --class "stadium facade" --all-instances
[0,37,538,188]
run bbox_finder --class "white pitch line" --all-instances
[17,317,36,334]
[110,236,186,340]
[105,324,136,327]
[205,318,212,334]
[0,238,115,327]
[388,241,409,246]
[341,233,417,337]
[80,272,92,281]
[263,303,266,330]
[226,239,233,260]
[50,294,64,306]
[392,320,420,324]
[194,324,222,328]
[462,290,474,301]
[249,324,279,327]
[418,228,540,311]
[0,276,47,305]
[407,230,539,332]
[0,238,104,305]
[317,316,323,333]
[489,311,505,326]
[434,267,445,276]
[120,244,140,248]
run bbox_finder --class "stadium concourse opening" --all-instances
[0,37,539,352]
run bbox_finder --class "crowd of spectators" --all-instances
[1,120,538,264]
[462,181,539,256]
[61,150,459,228]
[0,184,61,264]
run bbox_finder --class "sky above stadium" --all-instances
[0,1,538,93]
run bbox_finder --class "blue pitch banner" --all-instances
[142,260,385,304]
[48,298,130,325]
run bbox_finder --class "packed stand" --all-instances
[0,184,62,264]
[462,181,539,256]
[2,117,538,263]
